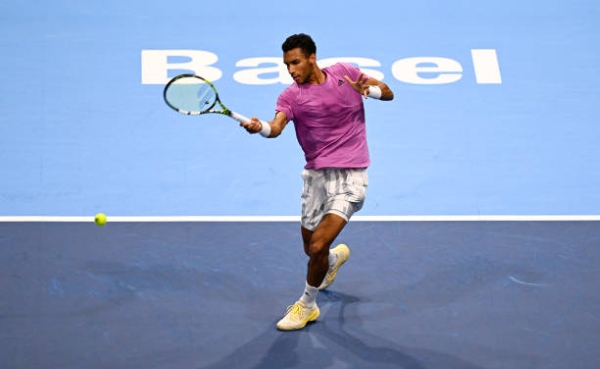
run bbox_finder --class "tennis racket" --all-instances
[163,74,253,123]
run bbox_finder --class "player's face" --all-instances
[284,48,315,85]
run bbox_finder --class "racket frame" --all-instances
[163,74,251,122]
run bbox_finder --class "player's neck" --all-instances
[307,68,326,85]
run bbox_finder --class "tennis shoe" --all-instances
[319,243,350,290]
[276,301,320,331]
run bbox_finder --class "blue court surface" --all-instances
[1,0,600,368]
[1,220,599,368]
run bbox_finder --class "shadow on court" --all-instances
[1,221,599,368]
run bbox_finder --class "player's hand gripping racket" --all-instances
[163,74,270,136]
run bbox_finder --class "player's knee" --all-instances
[308,240,330,259]
[303,242,310,256]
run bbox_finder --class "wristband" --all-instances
[259,121,271,137]
[367,85,382,99]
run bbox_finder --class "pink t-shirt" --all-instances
[276,62,370,170]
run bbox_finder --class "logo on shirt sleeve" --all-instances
[337,79,345,86]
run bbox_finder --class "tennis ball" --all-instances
[94,213,107,226]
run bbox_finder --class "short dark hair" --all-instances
[282,33,316,56]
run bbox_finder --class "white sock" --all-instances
[299,282,319,307]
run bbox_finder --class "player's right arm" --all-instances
[241,111,288,138]
[266,111,289,137]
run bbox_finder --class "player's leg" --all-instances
[317,168,367,289]
[277,170,325,331]
[302,215,351,290]
[276,168,367,330]
[305,213,347,287]
[301,225,312,257]
[277,215,347,331]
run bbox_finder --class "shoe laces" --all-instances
[285,303,308,321]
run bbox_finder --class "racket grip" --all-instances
[230,111,270,137]
[230,111,251,123]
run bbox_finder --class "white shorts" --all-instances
[300,168,368,231]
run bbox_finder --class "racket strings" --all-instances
[165,78,217,114]
[196,85,216,111]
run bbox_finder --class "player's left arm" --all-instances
[344,73,394,101]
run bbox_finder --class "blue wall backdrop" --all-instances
[1,0,599,217]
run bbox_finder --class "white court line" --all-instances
[508,275,549,287]
[0,215,599,222]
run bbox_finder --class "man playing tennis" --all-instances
[241,33,394,330]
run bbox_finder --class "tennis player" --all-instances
[241,33,394,330]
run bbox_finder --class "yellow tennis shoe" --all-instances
[319,244,350,290]
[276,301,320,331]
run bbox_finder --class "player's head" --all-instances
[282,33,316,57]
[282,33,318,85]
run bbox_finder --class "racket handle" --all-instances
[230,111,270,137]
[229,111,251,123]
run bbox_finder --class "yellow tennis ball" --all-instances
[94,213,107,226]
